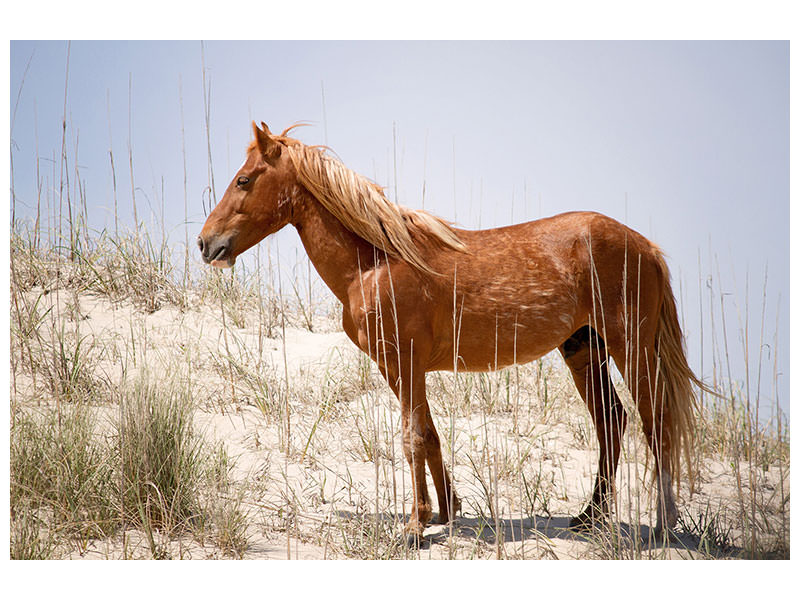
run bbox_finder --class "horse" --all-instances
[198,121,705,543]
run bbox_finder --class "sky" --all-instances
[8,40,789,415]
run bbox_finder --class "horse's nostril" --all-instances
[197,236,205,253]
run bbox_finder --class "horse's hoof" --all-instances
[433,512,456,525]
[569,512,597,531]
[652,526,678,543]
[433,497,461,524]
[405,532,428,549]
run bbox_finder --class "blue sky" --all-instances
[9,40,789,414]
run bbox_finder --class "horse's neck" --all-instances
[292,192,376,303]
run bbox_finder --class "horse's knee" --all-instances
[402,422,427,459]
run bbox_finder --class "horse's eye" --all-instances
[237,176,250,187]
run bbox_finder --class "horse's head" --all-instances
[198,121,297,268]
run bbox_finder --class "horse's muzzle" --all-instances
[197,233,234,267]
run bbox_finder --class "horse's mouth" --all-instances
[211,256,235,268]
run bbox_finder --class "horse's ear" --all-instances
[252,121,280,160]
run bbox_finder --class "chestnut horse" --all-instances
[199,122,704,541]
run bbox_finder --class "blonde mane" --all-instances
[280,136,466,274]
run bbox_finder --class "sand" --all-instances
[12,288,788,560]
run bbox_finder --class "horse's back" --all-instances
[454,210,654,251]
[442,210,657,288]
[421,211,663,371]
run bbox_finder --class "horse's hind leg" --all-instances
[559,326,627,529]
[630,348,678,534]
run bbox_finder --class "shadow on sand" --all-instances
[333,510,740,557]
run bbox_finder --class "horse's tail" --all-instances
[652,252,708,493]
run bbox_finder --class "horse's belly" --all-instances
[427,311,576,372]
[453,346,550,372]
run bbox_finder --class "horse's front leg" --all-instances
[381,352,434,544]
[424,408,461,524]
[401,370,434,540]
[350,291,441,543]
